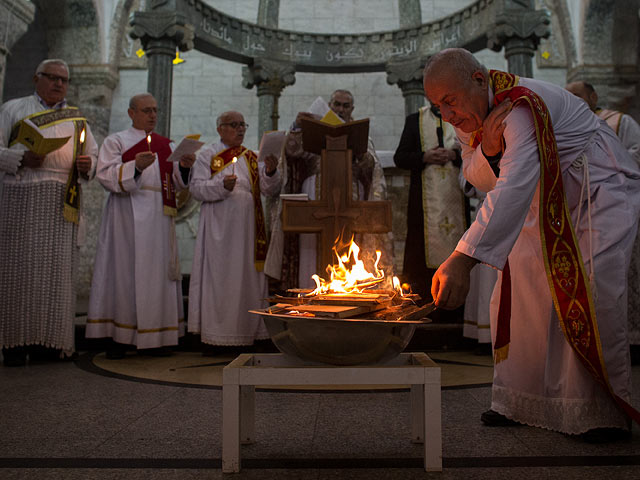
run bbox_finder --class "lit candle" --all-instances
[146,134,152,151]
[79,127,86,155]
[232,156,237,175]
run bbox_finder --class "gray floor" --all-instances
[1,353,639,479]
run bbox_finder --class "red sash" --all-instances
[122,133,176,216]
[211,145,268,272]
[472,70,640,423]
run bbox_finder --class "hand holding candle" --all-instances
[76,127,91,174]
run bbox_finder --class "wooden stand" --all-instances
[222,352,442,473]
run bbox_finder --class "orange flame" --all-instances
[79,128,85,144]
[308,237,402,296]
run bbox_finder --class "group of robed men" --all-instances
[2,51,640,441]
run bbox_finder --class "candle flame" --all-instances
[232,156,237,164]
[79,128,85,143]
[146,134,152,145]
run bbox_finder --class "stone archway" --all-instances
[130,0,551,139]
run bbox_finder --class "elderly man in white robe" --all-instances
[188,111,280,351]
[424,48,640,442]
[0,59,97,366]
[86,93,195,358]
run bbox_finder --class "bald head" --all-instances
[127,93,157,133]
[565,81,598,111]
[423,48,490,133]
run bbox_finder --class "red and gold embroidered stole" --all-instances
[472,69,640,423]
[210,145,267,272]
[122,133,177,216]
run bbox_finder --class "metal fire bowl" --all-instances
[250,309,431,366]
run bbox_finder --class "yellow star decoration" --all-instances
[136,48,145,58]
[173,50,185,65]
[541,51,550,60]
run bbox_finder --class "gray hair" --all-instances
[424,48,487,86]
[330,89,354,105]
[129,93,155,109]
[216,111,241,127]
[35,59,70,77]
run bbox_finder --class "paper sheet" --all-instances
[167,135,204,162]
[258,130,286,163]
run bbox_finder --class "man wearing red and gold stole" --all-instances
[188,111,280,350]
[0,59,98,366]
[86,93,195,357]
[424,48,640,441]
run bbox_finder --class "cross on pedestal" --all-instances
[281,123,392,274]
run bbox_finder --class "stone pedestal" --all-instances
[130,10,194,137]
[386,58,425,116]
[487,8,550,77]
[242,58,296,143]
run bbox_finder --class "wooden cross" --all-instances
[281,129,392,274]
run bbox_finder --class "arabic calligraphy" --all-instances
[243,36,266,52]
[200,19,232,45]
[326,46,364,62]
[282,43,313,59]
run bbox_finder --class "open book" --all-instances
[15,119,70,156]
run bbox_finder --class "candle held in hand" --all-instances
[147,134,152,151]
[79,127,86,155]
[232,156,237,175]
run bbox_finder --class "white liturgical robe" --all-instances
[0,95,98,353]
[188,142,281,345]
[86,127,186,348]
[456,77,640,434]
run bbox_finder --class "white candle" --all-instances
[146,134,152,151]
[79,127,86,155]
[232,156,237,175]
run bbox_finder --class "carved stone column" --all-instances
[129,11,194,137]
[257,0,280,29]
[386,58,425,116]
[242,59,296,143]
[65,64,119,298]
[0,0,35,100]
[487,9,550,77]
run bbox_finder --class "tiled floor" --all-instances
[1,347,639,479]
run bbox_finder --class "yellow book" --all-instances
[320,109,343,126]
[16,119,70,156]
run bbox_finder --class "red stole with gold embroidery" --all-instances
[210,145,267,272]
[122,133,176,216]
[472,69,640,423]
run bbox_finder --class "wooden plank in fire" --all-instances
[284,304,373,318]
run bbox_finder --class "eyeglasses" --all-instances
[220,122,249,129]
[135,107,157,115]
[37,72,70,85]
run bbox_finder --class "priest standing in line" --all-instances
[188,111,280,353]
[86,93,195,358]
[566,80,640,365]
[425,48,640,442]
[0,59,98,366]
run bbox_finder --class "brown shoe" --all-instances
[480,409,519,426]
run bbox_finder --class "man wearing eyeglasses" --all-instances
[85,93,195,359]
[188,110,281,353]
[265,89,391,292]
[0,59,98,367]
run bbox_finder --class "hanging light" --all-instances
[173,49,185,65]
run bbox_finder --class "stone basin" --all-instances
[249,309,433,365]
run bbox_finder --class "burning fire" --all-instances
[309,237,402,296]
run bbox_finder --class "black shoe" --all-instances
[631,345,640,366]
[480,409,519,426]
[28,345,63,362]
[473,343,492,356]
[2,347,27,367]
[106,342,127,360]
[580,427,631,443]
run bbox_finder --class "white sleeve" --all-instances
[96,135,138,193]
[456,104,540,269]
[189,146,231,202]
